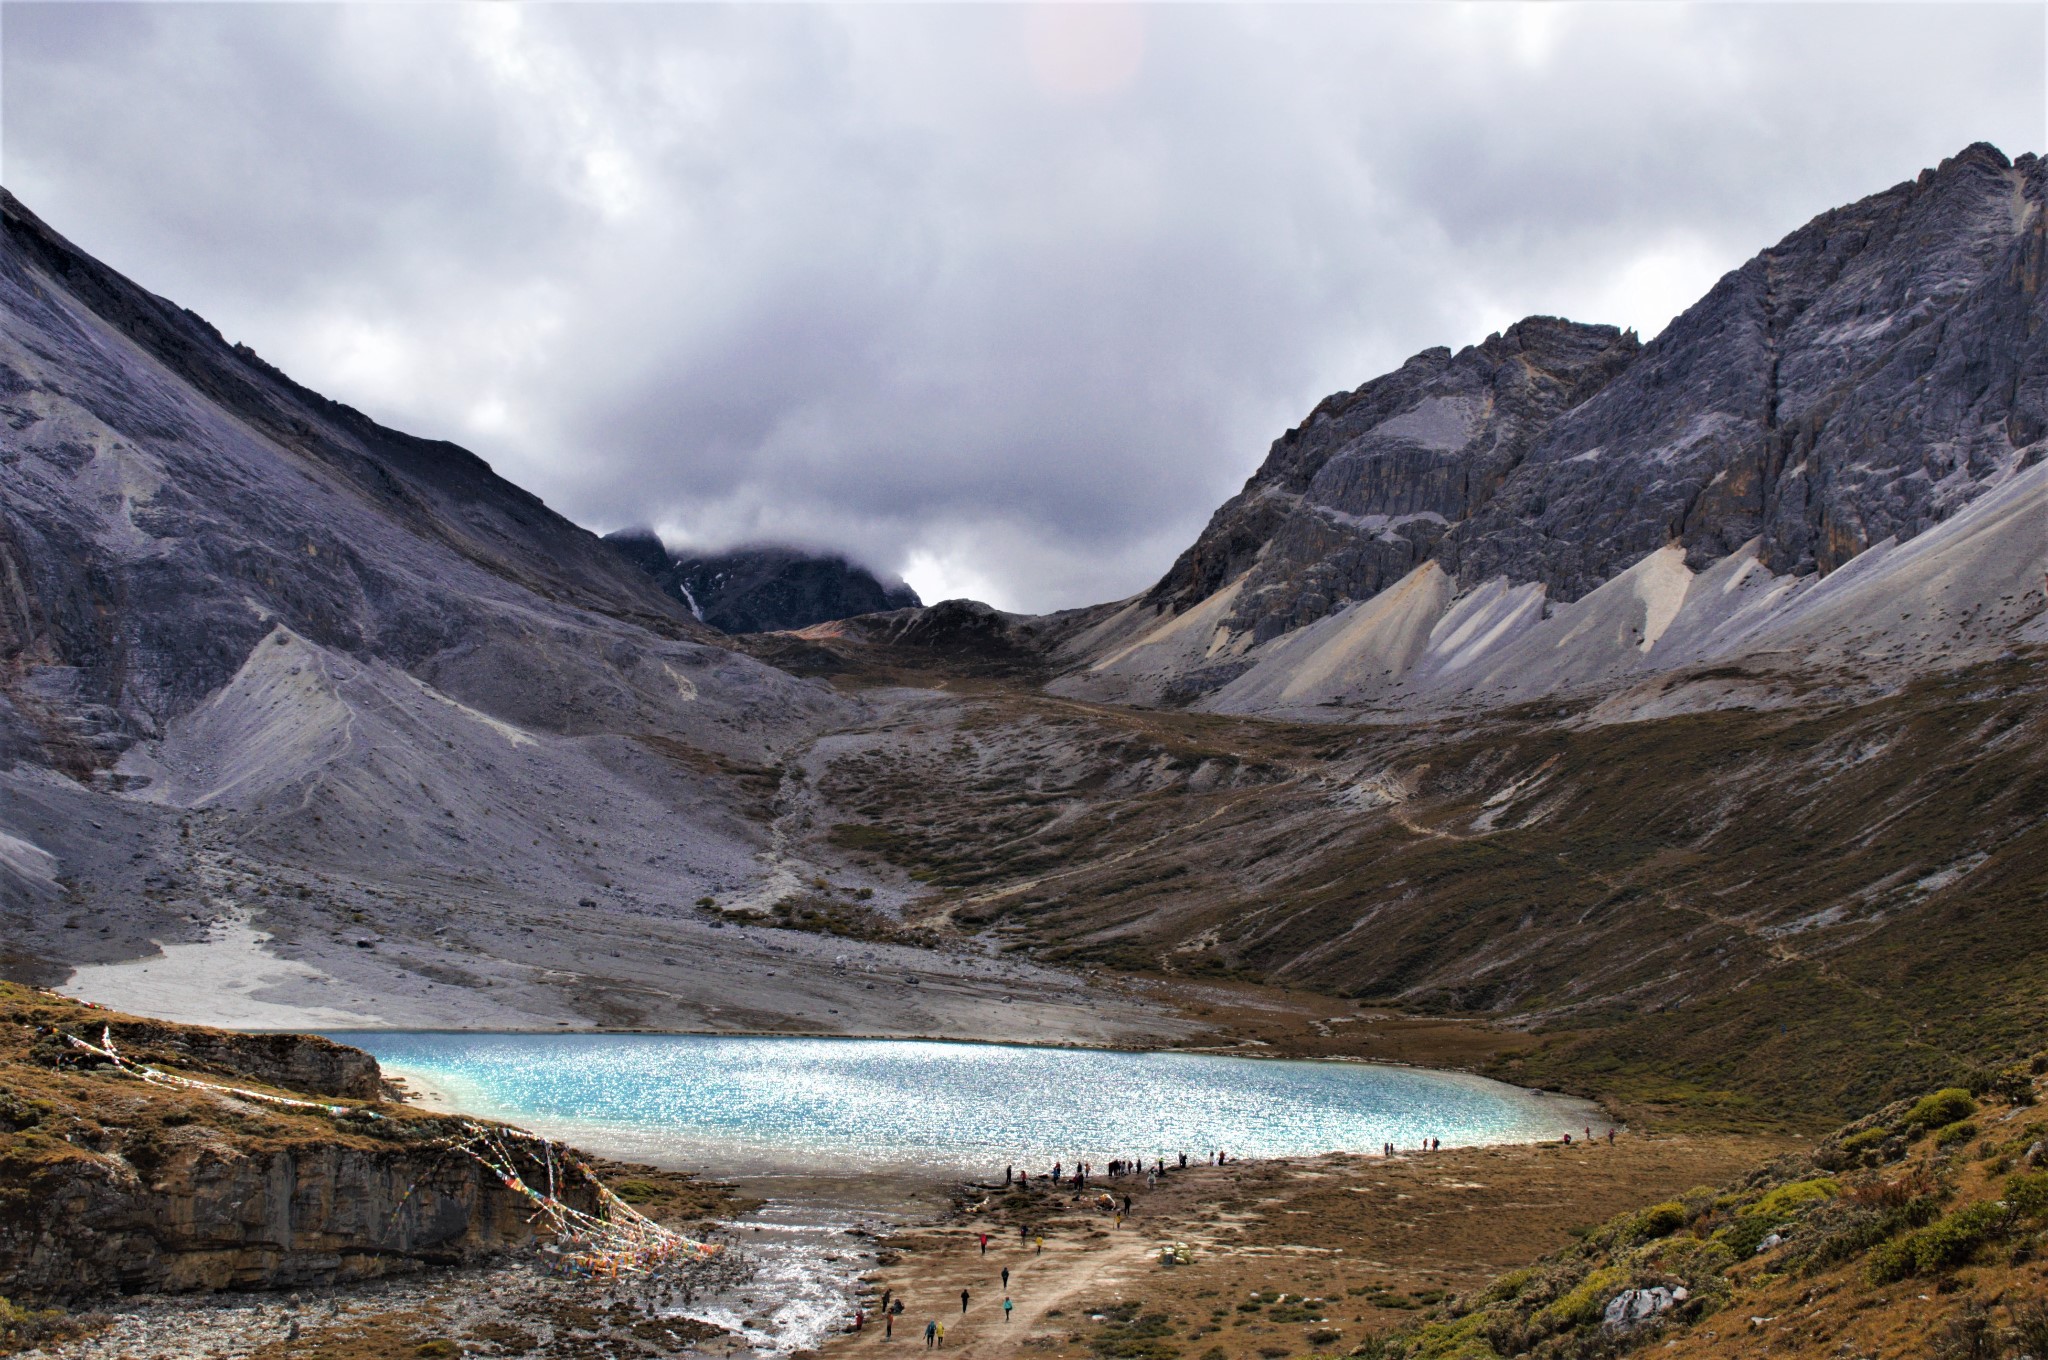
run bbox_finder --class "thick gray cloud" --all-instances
[5,3,2041,610]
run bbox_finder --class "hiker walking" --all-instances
[1001,1266,1010,1290]
[936,1322,945,1349]
[1003,1297,1014,1324]
[961,1289,971,1315]
[924,1320,936,1349]
[979,1233,988,1256]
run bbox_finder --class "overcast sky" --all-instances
[6,4,2042,611]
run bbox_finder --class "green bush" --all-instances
[1966,1064,2037,1106]
[610,1179,659,1204]
[1718,1214,1781,1258]
[1792,1194,1941,1274]
[1531,1266,1625,1332]
[2005,1170,2048,1219]
[1638,1233,1735,1284]
[1904,1090,1978,1132]
[1869,1202,2012,1281]
[1934,1121,1980,1149]
[1406,1312,1504,1360]
[1476,1269,1534,1305]
[1840,1128,1890,1157]
[1746,1178,1839,1219]
[1629,1201,1687,1242]
[1866,1237,1916,1284]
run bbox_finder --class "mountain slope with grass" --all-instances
[1368,1064,2048,1360]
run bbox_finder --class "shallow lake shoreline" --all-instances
[354,1030,1610,1181]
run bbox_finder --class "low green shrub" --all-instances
[1405,1312,1504,1360]
[1968,1065,2037,1106]
[1718,1214,1781,1258]
[2005,1169,2048,1219]
[1934,1121,1980,1149]
[1747,1178,1839,1218]
[1531,1265,1626,1332]
[1904,1090,1978,1132]
[1090,1303,1181,1360]
[1629,1201,1687,1242]
[1869,1202,2012,1281]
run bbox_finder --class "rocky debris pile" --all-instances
[36,1255,741,1360]
[1601,1284,1684,1332]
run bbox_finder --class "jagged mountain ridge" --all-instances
[603,530,920,633]
[1050,142,2047,712]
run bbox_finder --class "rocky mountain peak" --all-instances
[1144,316,1640,638]
[1061,141,2044,711]
[603,532,920,633]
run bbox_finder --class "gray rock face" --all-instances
[0,1123,580,1304]
[1448,142,2045,592]
[1117,143,2045,701]
[603,531,920,633]
[1149,316,1640,645]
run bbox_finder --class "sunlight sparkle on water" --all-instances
[340,1033,1590,1174]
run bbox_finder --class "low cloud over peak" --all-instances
[8,3,2039,613]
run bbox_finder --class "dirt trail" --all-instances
[848,1218,1162,1359]
[835,1134,1780,1360]
[842,1178,1203,1360]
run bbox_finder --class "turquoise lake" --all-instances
[336,1033,1597,1176]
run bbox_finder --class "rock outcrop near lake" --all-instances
[0,986,604,1304]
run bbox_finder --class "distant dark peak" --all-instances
[601,527,674,578]
[602,530,919,633]
[879,598,1028,657]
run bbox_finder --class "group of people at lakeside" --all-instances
[859,1278,1014,1345]
[999,1149,1215,1196]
